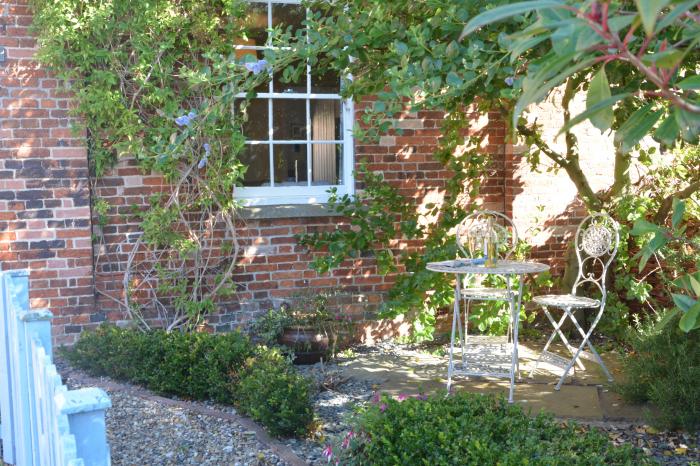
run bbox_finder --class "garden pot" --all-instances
[279,325,330,364]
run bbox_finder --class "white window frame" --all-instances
[235,0,354,207]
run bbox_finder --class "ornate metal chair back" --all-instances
[571,213,620,303]
[456,210,519,260]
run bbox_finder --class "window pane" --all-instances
[272,4,305,38]
[273,61,307,93]
[311,144,342,185]
[274,144,308,186]
[311,100,341,141]
[235,99,269,141]
[240,144,270,186]
[273,99,307,140]
[311,67,340,93]
[242,3,268,46]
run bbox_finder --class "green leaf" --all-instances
[460,1,566,39]
[689,275,700,296]
[672,293,697,312]
[652,308,680,332]
[675,107,700,143]
[635,0,670,36]
[655,0,698,32]
[513,55,597,128]
[671,198,685,229]
[653,114,679,146]
[586,67,613,132]
[679,301,700,332]
[557,93,631,136]
[676,75,700,90]
[629,219,663,236]
[446,71,463,87]
[614,104,663,153]
[395,41,408,55]
[642,48,684,69]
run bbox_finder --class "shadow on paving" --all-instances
[338,339,647,422]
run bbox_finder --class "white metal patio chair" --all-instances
[529,212,619,390]
[450,210,519,374]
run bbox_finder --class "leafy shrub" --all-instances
[334,392,646,465]
[618,314,700,430]
[64,325,314,437]
[235,348,315,437]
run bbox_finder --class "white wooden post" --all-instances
[0,270,112,466]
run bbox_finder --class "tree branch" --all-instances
[605,146,631,200]
[654,179,700,224]
[517,122,603,211]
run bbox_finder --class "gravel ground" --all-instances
[57,358,289,466]
[56,342,699,465]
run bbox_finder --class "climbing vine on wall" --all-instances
[30,0,297,330]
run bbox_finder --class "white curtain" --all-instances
[312,101,339,184]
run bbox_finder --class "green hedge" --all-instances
[64,325,314,437]
[334,392,647,465]
[618,315,700,430]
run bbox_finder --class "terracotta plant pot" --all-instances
[279,325,330,365]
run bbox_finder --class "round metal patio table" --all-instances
[426,259,550,403]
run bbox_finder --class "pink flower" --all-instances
[371,392,380,404]
[322,445,333,462]
[341,430,355,449]
[379,403,387,412]
[397,393,408,401]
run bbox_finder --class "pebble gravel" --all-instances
[57,359,288,466]
[56,341,699,465]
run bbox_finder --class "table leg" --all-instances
[447,277,461,394]
[514,275,524,381]
[506,276,514,403]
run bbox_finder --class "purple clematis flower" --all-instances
[175,110,197,127]
[244,59,269,75]
[198,143,210,169]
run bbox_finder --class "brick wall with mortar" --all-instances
[90,105,509,341]
[2,2,616,345]
[0,0,95,346]
[504,88,616,277]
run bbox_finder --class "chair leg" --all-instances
[555,307,610,390]
[530,308,567,378]
[566,308,614,382]
[456,299,464,368]
[546,307,586,371]
[462,299,471,368]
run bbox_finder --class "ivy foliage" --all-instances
[295,0,699,339]
[29,0,297,329]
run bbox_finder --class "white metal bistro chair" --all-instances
[529,212,619,390]
[450,210,519,375]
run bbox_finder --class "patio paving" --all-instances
[337,338,645,422]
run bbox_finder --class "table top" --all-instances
[426,259,550,275]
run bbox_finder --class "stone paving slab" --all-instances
[339,340,643,422]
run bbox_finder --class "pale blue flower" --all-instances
[244,59,269,75]
[504,76,515,86]
[175,110,197,127]
[198,156,208,169]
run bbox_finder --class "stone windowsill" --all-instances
[238,203,339,220]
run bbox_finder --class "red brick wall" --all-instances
[2,1,615,345]
[0,0,95,345]
[90,106,507,337]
